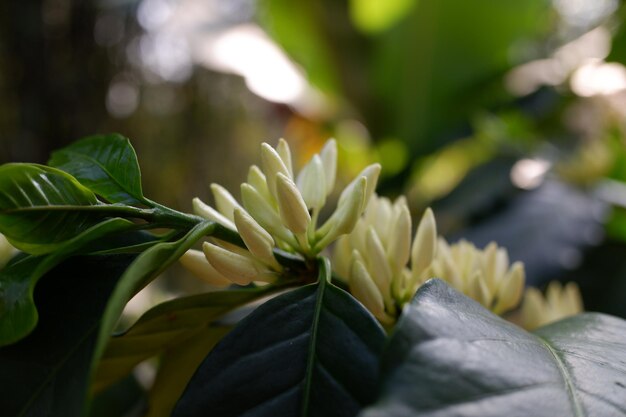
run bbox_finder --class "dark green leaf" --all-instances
[0,218,136,346]
[49,134,144,205]
[0,254,137,417]
[173,258,386,417]
[361,279,626,417]
[144,326,231,417]
[0,163,101,253]
[88,375,146,417]
[94,286,277,391]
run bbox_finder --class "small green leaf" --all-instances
[361,279,626,417]
[49,134,144,205]
[173,258,386,417]
[0,163,102,253]
[94,286,277,391]
[0,218,136,346]
[0,254,138,417]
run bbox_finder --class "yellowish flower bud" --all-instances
[210,183,242,222]
[387,201,411,277]
[338,164,381,209]
[276,138,294,178]
[320,139,337,195]
[179,249,232,287]
[493,262,525,314]
[203,242,276,285]
[519,281,584,330]
[261,143,291,199]
[350,258,386,320]
[247,165,273,203]
[240,183,296,246]
[192,197,236,230]
[233,207,280,270]
[365,227,392,301]
[275,173,311,235]
[332,236,352,281]
[411,208,437,276]
[296,155,326,210]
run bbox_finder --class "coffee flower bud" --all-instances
[518,281,584,330]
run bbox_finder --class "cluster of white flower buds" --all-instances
[518,281,583,330]
[333,195,526,324]
[333,196,437,324]
[181,139,380,287]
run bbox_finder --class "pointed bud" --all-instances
[563,282,583,315]
[210,183,242,222]
[320,139,337,195]
[241,183,296,246]
[192,197,236,230]
[316,177,366,249]
[179,249,232,287]
[365,227,392,300]
[520,287,546,330]
[350,258,386,320]
[338,164,381,209]
[247,165,272,203]
[261,143,291,199]
[493,262,525,314]
[203,242,276,285]
[233,207,280,269]
[276,138,294,178]
[387,201,411,276]
[296,155,326,210]
[468,272,492,308]
[332,236,352,281]
[411,208,437,276]
[276,173,311,235]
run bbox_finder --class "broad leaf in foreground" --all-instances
[0,163,100,253]
[0,218,136,346]
[49,134,144,205]
[361,279,626,417]
[173,258,386,417]
[0,254,136,417]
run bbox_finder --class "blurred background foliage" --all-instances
[3,0,626,390]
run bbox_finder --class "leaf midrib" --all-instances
[60,149,141,200]
[536,334,585,417]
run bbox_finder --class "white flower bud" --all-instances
[338,164,381,209]
[276,138,294,178]
[332,236,352,281]
[320,139,337,195]
[365,227,392,301]
[296,155,326,210]
[192,197,236,230]
[179,249,232,287]
[261,143,291,199]
[247,165,273,204]
[203,242,276,285]
[210,183,242,222]
[233,207,280,270]
[387,201,411,276]
[276,173,311,235]
[350,258,386,320]
[241,183,296,246]
[493,261,525,314]
[411,208,437,277]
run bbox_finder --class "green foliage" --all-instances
[173,258,386,417]
[362,279,626,416]
[48,134,145,205]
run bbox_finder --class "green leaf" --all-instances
[361,279,626,417]
[89,221,218,384]
[0,218,136,346]
[94,286,277,391]
[173,258,386,417]
[0,254,138,417]
[0,163,101,253]
[145,326,232,417]
[49,134,144,205]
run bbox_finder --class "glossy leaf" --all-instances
[173,258,386,417]
[0,254,137,417]
[0,163,101,253]
[49,134,144,205]
[94,286,277,391]
[361,279,626,417]
[0,218,136,346]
